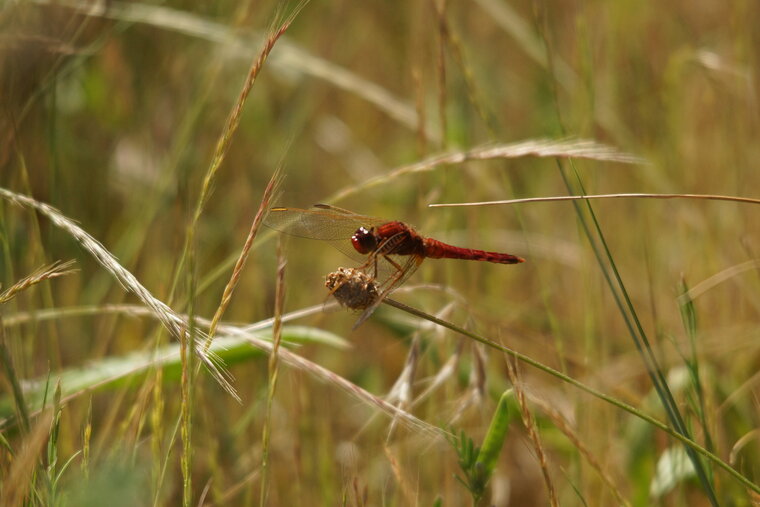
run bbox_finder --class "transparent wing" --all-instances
[264,206,383,240]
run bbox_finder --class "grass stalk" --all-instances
[381,297,760,495]
[505,359,558,507]
[430,192,760,208]
[532,4,719,499]
[0,317,31,432]
[203,167,282,352]
[165,2,306,310]
[260,239,287,506]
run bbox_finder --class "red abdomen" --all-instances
[423,238,525,264]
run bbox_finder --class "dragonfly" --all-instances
[265,204,525,327]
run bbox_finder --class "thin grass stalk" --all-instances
[2,409,53,506]
[216,468,261,504]
[505,359,558,507]
[429,192,760,208]
[203,167,282,352]
[150,366,165,505]
[233,325,443,438]
[679,259,760,302]
[15,153,64,370]
[383,445,416,505]
[412,68,428,156]
[678,277,714,455]
[76,0,259,307]
[380,297,760,495]
[260,240,287,506]
[533,5,719,500]
[0,317,30,432]
[433,0,448,147]
[0,260,77,304]
[181,243,198,507]
[325,139,641,203]
[434,1,497,137]
[180,326,192,506]
[1,302,442,438]
[0,313,31,433]
[0,187,237,398]
[115,370,153,451]
[82,398,92,480]
[156,408,185,507]
[166,4,305,308]
[530,397,631,507]
[474,0,578,91]
[45,383,63,503]
[561,164,719,503]
[0,301,439,437]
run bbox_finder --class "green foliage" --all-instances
[450,429,486,503]
[449,390,512,504]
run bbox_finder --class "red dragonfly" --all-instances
[265,204,525,326]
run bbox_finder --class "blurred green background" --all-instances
[1,0,758,505]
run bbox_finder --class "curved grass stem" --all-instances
[381,297,760,496]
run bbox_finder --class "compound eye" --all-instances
[351,226,376,254]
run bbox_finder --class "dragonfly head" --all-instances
[351,226,377,255]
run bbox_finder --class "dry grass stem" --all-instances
[223,325,444,438]
[434,0,496,136]
[431,192,760,208]
[2,409,53,507]
[204,167,282,350]
[3,298,441,436]
[506,359,558,507]
[179,326,192,505]
[180,5,300,357]
[385,338,420,437]
[386,337,420,409]
[0,186,238,400]
[729,429,760,467]
[0,318,30,431]
[678,259,760,303]
[2,302,332,330]
[413,338,463,409]
[0,260,77,304]
[5,300,442,438]
[216,469,261,505]
[530,397,631,507]
[412,68,428,155]
[383,445,416,505]
[192,10,301,224]
[328,139,643,202]
[260,239,287,506]
[434,0,448,147]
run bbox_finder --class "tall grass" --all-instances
[2,0,759,505]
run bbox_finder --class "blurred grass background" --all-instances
[1,0,759,505]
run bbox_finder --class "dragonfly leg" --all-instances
[373,233,407,278]
[382,254,404,273]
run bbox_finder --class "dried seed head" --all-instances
[325,267,379,310]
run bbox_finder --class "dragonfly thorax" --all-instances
[351,226,377,255]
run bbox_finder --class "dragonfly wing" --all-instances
[351,254,422,330]
[265,207,360,240]
[312,203,387,224]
